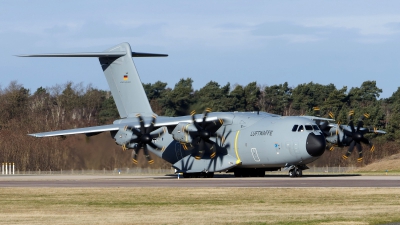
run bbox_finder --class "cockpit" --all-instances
[292,124,320,132]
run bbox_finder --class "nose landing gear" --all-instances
[286,164,307,178]
[289,167,302,177]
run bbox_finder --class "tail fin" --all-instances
[18,42,168,118]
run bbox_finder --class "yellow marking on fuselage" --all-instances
[234,130,242,165]
[185,124,191,143]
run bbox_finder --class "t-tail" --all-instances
[18,42,167,118]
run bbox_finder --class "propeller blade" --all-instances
[343,141,355,160]
[192,118,202,131]
[356,120,364,132]
[142,145,154,164]
[146,115,157,133]
[355,142,363,162]
[201,108,211,129]
[343,129,353,138]
[349,121,356,134]
[319,121,329,133]
[137,115,145,134]
[195,140,205,160]
[131,148,139,164]
[205,139,217,159]
[127,126,141,137]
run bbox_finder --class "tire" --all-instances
[289,169,296,178]
[295,168,302,177]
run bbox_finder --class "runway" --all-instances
[0,174,399,187]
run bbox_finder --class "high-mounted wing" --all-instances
[29,124,121,138]
[28,115,220,138]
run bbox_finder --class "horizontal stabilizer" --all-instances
[17,52,167,58]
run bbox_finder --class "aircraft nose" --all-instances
[306,133,326,157]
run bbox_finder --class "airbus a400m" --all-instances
[20,42,326,178]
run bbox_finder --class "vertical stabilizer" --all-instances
[100,43,153,118]
[18,42,168,118]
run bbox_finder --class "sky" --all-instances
[1,1,400,98]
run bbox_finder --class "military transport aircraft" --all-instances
[19,42,326,178]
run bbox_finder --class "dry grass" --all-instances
[0,187,399,225]
[355,153,400,173]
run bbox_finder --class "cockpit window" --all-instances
[313,125,320,130]
[305,125,313,131]
[298,125,304,132]
[292,125,298,132]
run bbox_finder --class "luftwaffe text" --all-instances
[250,130,273,136]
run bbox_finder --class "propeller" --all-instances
[184,108,224,160]
[341,113,374,162]
[123,114,166,164]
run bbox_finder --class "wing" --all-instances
[29,115,221,138]
[29,124,121,137]
[301,116,335,122]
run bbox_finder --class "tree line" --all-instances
[1,79,399,171]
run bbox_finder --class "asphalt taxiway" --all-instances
[0,174,399,188]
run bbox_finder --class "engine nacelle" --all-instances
[113,127,136,146]
[171,122,197,143]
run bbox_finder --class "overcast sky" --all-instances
[1,1,400,98]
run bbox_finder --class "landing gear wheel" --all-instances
[295,168,303,177]
[289,169,296,178]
